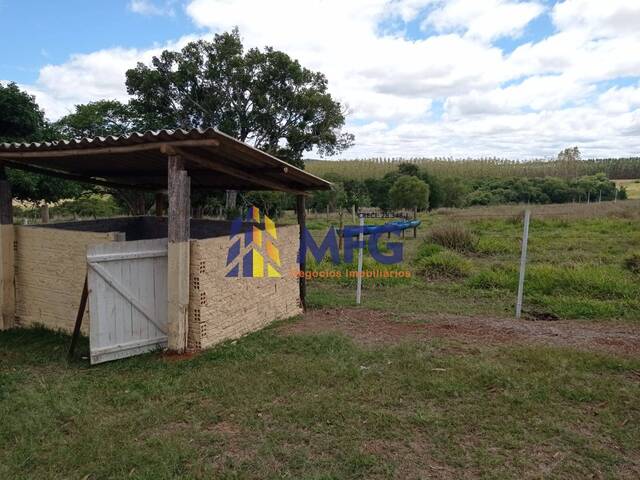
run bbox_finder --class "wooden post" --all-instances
[0,165,15,330]
[297,195,306,311]
[167,154,190,352]
[155,192,165,217]
[515,209,531,319]
[40,204,49,223]
[68,274,89,359]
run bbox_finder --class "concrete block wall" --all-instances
[14,226,118,334]
[188,224,302,350]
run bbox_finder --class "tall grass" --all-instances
[306,157,640,181]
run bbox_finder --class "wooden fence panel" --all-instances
[88,238,168,364]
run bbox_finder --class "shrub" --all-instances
[415,250,471,280]
[624,253,640,274]
[427,224,477,252]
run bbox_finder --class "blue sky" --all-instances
[0,1,194,84]
[1,0,639,158]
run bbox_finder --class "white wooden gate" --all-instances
[87,238,168,364]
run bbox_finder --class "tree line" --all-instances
[0,28,352,216]
[307,162,626,213]
[1,29,633,220]
[307,155,640,182]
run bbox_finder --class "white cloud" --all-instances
[423,0,545,42]
[128,0,176,16]
[444,74,596,117]
[25,36,200,118]
[16,0,640,158]
[552,0,640,38]
[598,82,640,114]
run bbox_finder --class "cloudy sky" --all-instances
[1,0,639,159]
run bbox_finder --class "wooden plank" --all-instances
[173,147,306,195]
[87,238,168,364]
[0,166,15,330]
[68,275,89,359]
[87,261,166,333]
[168,157,190,242]
[87,249,167,262]
[152,255,168,340]
[3,161,160,191]
[155,192,165,217]
[167,155,190,352]
[91,336,168,364]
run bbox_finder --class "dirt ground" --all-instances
[279,308,640,357]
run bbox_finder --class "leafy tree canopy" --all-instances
[0,82,86,204]
[389,175,430,210]
[0,82,45,143]
[54,100,158,215]
[56,100,137,138]
[125,28,353,168]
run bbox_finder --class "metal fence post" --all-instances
[516,209,531,319]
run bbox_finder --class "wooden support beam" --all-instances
[155,192,165,217]
[0,139,219,159]
[2,160,160,191]
[296,195,307,311]
[172,147,306,195]
[167,155,190,353]
[0,165,15,330]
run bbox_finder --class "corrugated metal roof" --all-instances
[0,127,220,152]
[0,127,331,192]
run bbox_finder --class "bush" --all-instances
[415,250,471,280]
[427,224,477,252]
[624,253,640,274]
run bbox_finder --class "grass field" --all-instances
[616,179,640,199]
[1,200,640,479]
[305,200,640,322]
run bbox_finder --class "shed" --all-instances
[0,128,330,363]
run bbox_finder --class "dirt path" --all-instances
[278,308,640,357]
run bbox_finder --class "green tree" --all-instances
[389,176,430,210]
[55,100,154,215]
[56,100,137,138]
[0,82,45,142]
[557,146,580,179]
[0,83,86,207]
[125,29,353,169]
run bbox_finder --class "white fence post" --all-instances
[356,215,364,305]
[516,209,531,319]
